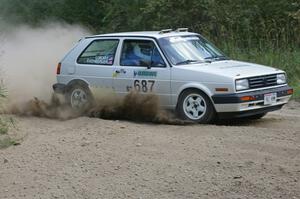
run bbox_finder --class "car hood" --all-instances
[176,60,283,79]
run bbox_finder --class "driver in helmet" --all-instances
[121,42,164,67]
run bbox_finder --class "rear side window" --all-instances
[77,39,119,65]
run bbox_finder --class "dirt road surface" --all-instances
[0,102,299,199]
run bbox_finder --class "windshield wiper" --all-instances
[205,56,228,61]
[176,59,208,65]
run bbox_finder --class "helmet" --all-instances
[133,43,152,60]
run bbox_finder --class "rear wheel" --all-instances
[66,84,93,113]
[177,89,216,124]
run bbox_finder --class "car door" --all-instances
[75,38,119,95]
[113,38,171,106]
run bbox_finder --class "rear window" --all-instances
[77,39,119,65]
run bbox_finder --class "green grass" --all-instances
[221,45,300,99]
[0,137,18,149]
[0,85,19,149]
[0,125,8,135]
[0,118,10,135]
[291,83,300,100]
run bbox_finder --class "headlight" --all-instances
[277,74,286,84]
[236,79,249,91]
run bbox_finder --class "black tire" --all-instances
[244,113,267,120]
[66,84,93,113]
[177,89,216,124]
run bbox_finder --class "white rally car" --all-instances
[53,28,293,123]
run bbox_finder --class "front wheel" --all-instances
[177,89,216,124]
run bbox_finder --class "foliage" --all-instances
[292,83,300,100]
[222,45,300,83]
[0,0,298,47]
[0,0,299,91]
[0,118,9,135]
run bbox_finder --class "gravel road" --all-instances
[0,102,299,199]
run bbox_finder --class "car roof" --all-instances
[85,31,199,39]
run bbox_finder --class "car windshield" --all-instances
[158,35,228,65]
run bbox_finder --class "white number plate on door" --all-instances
[264,93,277,105]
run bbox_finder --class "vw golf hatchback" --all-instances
[53,28,293,123]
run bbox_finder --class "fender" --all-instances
[53,77,90,94]
[67,78,90,88]
[174,82,214,106]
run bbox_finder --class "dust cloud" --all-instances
[89,91,186,125]
[8,93,80,120]
[0,22,89,116]
[0,22,186,125]
[0,22,90,103]
[8,91,187,125]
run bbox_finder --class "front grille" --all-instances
[248,74,277,89]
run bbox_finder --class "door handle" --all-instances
[115,69,126,74]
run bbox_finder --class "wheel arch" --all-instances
[66,78,90,89]
[176,83,215,109]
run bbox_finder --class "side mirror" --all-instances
[150,61,166,68]
[139,60,151,69]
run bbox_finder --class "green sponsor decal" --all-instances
[134,70,157,77]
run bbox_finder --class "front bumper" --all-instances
[212,85,293,118]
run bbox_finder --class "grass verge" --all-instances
[0,118,9,135]
[291,83,300,100]
[222,46,300,100]
[0,118,18,149]
[0,137,18,149]
[0,84,19,149]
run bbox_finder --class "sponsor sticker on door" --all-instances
[133,70,157,78]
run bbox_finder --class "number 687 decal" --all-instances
[133,80,155,92]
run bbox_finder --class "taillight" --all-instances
[56,62,61,75]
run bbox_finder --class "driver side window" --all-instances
[120,40,165,67]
